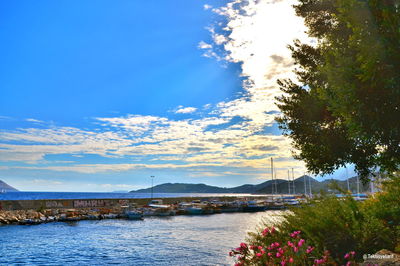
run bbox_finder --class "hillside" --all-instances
[0,180,19,192]
[130,175,372,194]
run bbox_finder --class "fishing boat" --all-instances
[179,203,204,215]
[143,200,176,216]
[186,206,204,215]
[218,201,241,213]
[242,200,266,212]
[126,210,143,220]
[121,204,144,220]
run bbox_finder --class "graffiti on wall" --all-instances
[73,199,113,208]
[118,200,129,206]
[45,201,66,208]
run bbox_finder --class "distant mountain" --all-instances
[255,175,319,194]
[130,175,372,194]
[131,183,229,193]
[0,180,19,192]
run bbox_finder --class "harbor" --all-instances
[0,195,303,225]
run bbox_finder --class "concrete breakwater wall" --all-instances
[0,196,250,211]
[0,198,137,211]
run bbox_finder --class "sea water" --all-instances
[0,211,283,265]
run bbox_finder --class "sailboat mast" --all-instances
[287,169,291,194]
[271,158,274,195]
[292,168,295,195]
[304,172,307,196]
[370,173,374,194]
[346,167,350,192]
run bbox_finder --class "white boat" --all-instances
[143,201,176,216]
[121,205,144,220]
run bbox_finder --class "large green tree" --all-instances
[276,0,400,180]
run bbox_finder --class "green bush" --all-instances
[277,196,393,263]
[231,175,400,264]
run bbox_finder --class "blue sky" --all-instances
[0,0,355,192]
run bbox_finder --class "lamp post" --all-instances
[150,175,155,200]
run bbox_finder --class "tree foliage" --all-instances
[276,0,400,180]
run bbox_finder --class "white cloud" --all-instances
[174,106,197,114]
[198,41,212,49]
[26,118,44,123]
[203,4,213,10]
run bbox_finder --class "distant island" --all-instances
[130,175,371,194]
[0,180,19,192]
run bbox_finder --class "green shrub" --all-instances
[278,196,394,263]
[231,175,400,264]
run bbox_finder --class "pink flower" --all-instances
[256,253,262,257]
[258,246,263,250]
[289,257,294,263]
[306,246,314,254]
[289,230,301,238]
[267,252,272,257]
[274,242,280,247]
[350,251,356,256]
[262,227,275,236]
[276,252,282,258]
[250,245,256,250]
[344,253,350,259]
[293,247,299,253]
[314,258,327,265]
[240,243,248,249]
[346,262,352,266]
[278,248,284,254]
[287,241,294,247]
[298,239,305,247]
[281,261,286,266]
[235,247,241,251]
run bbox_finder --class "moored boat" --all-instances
[126,210,143,220]
[243,200,266,212]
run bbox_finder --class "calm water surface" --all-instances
[0,211,284,265]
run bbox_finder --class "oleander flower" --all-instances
[306,246,314,254]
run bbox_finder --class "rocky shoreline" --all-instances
[0,207,130,225]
